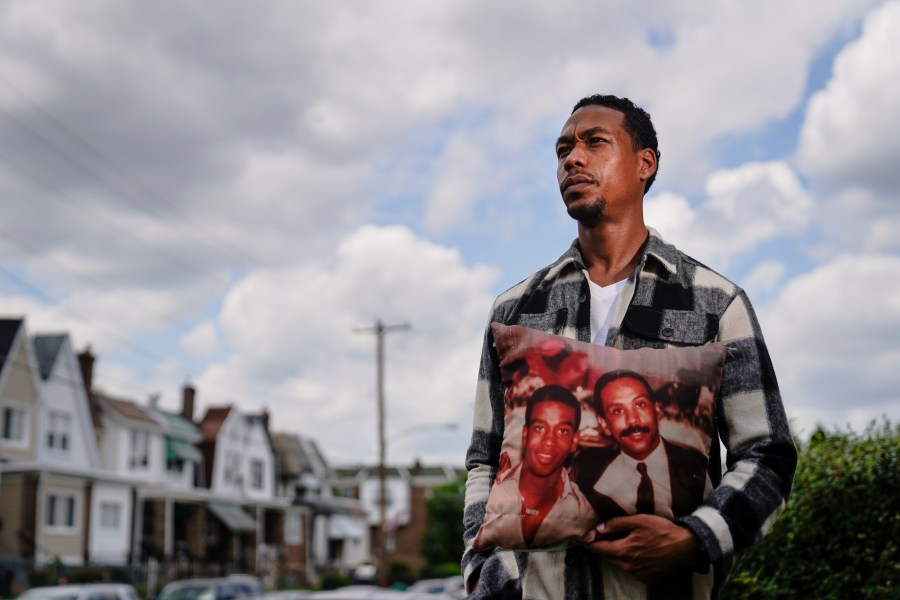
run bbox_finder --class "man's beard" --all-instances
[566,197,606,226]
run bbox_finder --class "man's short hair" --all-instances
[525,385,582,431]
[592,370,655,417]
[571,94,661,193]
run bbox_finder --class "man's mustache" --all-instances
[619,425,651,437]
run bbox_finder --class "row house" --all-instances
[271,432,368,586]
[0,316,369,588]
[0,319,133,568]
[332,462,464,573]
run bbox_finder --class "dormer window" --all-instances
[129,430,150,468]
[250,459,264,489]
[46,412,71,451]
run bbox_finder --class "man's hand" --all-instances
[580,515,700,583]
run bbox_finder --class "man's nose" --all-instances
[563,143,586,170]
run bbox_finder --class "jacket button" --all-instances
[564,555,576,566]
[579,294,586,304]
[661,326,674,337]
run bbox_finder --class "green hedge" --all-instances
[723,419,899,599]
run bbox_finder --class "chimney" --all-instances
[77,346,95,396]
[261,407,270,431]
[182,383,196,423]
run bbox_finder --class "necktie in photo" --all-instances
[636,462,655,514]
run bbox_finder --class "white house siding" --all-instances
[88,482,133,565]
[162,457,195,488]
[0,342,40,462]
[359,477,410,526]
[211,412,275,503]
[36,341,98,469]
[101,422,163,482]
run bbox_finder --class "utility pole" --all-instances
[355,318,410,587]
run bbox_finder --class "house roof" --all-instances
[271,432,311,478]
[149,405,201,441]
[199,406,232,440]
[96,393,161,428]
[33,334,67,380]
[0,318,23,370]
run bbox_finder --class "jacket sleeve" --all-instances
[461,312,523,598]
[677,289,798,573]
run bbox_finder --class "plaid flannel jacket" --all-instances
[462,228,797,600]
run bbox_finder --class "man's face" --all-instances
[555,105,652,225]
[522,401,579,478]
[597,377,662,460]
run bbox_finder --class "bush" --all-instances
[69,568,105,584]
[319,571,349,590]
[387,560,416,586]
[723,419,900,600]
[420,562,462,579]
[421,474,466,568]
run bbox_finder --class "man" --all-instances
[473,385,596,550]
[574,370,708,520]
[462,95,796,599]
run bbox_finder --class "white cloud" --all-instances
[181,322,221,359]
[187,225,498,464]
[742,260,787,298]
[645,161,812,268]
[797,0,900,194]
[760,254,900,437]
[1,0,896,467]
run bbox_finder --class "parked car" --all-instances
[156,576,264,600]
[406,577,464,598]
[17,583,140,600]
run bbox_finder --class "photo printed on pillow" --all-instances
[472,323,727,551]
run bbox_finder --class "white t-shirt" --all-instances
[588,277,628,345]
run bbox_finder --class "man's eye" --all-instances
[557,428,572,437]
[589,136,605,145]
[556,146,570,158]
[533,424,545,433]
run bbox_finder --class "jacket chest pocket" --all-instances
[509,308,569,336]
[622,306,719,346]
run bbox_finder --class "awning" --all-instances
[208,502,256,533]
[328,514,365,540]
[166,438,203,463]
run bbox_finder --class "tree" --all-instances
[723,419,900,599]
[421,473,466,572]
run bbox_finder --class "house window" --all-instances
[99,502,121,529]
[284,512,302,544]
[130,430,150,468]
[250,459,264,489]
[224,452,240,484]
[1,405,27,443]
[47,412,71,451]
[46,493,76,529]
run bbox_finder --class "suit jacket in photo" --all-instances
[573,438,708,520]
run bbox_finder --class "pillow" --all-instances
[472,322,726,551]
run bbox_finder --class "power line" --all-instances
[0,145,230,284]
[0,73,260,269]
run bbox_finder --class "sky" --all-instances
[2,0,899,467]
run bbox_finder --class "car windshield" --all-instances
[18,590,78,600]
[158,585,216,600]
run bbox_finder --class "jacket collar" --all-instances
[557,226,678,278]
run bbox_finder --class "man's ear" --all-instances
[598,417,612,438]
[571,430,581,452]
[638,147,658,183]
